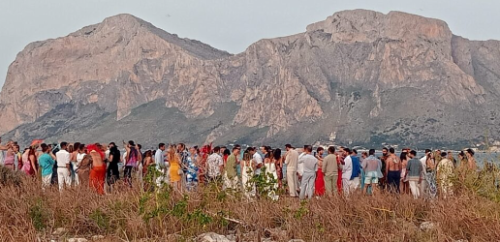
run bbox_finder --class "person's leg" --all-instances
[57,169,64,191]
[63,169,71,188]
[409,181,419,199]
[287,172,296,196]
[324,175,332,195]
[307,174,315,199]
[342,179,350,195]
[299,174,308,199]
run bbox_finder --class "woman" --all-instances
[124,140,141,187]
[186,146,200,191]
[73,144,86,186]
[142,150,154,191]
[21,145,38,177]
[264,147,279,200]
[241,150,255,198]
[168,145,182,191]
[88,144,106,195]
[400,152,410,194]
[4,143,16,170]
[425,152,438,198]
[222,149,230,166]
[314,147,326,196]
[107,143,120,186]
[38,143,55,189]
[273,148,284,189]
[466,149,477,171]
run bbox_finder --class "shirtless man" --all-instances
[385,147,402,193]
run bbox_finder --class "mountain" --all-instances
[1,10,499,148]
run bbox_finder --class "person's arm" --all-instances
[65,153,71,170]
[29,154,37,174]
[0,144,9,150]
[218,156,224,174]
[322,156,328,174]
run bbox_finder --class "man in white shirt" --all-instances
[341,148,353,195]
[249,147,263,176]
[207,146,224,181]
[155,143,168,187]
[298,145,318,200]
[56,142,71,191]
[419,149,431,197]
[284,144,299,197]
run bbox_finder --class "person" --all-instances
[336,147,345,193]
[0,137,10,166]
[222,149,230,166]
[223,147,240,191]
[124,140,141,187]
[465,149,477,171]
[154,143,168,187]
[241,150,256,198]
[400,151,410,194]
[349,149,361,192]
[185,146,199,191]
[360,151,368,190]
[447,151,457,167]
[406,150,423,199]
[379,147,389,189]
[284,144,299,197]
[72,143,85,186]
[168,145,182,191]
[425,151,438,198]
[437,151,454,198]
[142,150,154,190]
[207,146,223,183]
[39,143,55,189]
[56,142,71,191]
[363,149,380,195]
[299,145,317,200]
[314,147,326,196]
[272,148,283,189]
[3,143,16,170]
[419,149,431,197]
[107,143,120,186]
[88,144,106,194]
[386,148,402,193]
[248,147,263,178]
[21,144,38,177]
[341,148,353,195]
[177,143,189,186]
[322,146,338,195]
[264,148,279,200]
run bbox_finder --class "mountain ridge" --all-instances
[1,9,499,148]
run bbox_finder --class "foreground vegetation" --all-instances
[1,166,500,242]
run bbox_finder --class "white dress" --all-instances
[264,162,279,200]
[241,160,255,198]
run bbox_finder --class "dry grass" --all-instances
[1,167,500,242]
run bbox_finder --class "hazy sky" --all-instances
[1,0,499,88]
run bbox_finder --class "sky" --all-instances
[1,0,499,88]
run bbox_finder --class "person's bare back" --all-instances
[387,154,401,171]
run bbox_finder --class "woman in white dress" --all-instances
[264,147,279,201]
[241,150,255,198]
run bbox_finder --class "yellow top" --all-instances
[169,158,181,182]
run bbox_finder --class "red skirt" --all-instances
[315,168,325,196]
[89,164,106,195]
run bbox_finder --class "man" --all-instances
[207,146,224,182]
[155,143,168,187]
[177,143,189,174]
[350,149,362,192]
[107,142,121,187]
[386,147,402,193]
[298,145,317,200]
[363,149,380,195]
[437,151,454,198]
[56,142,71,191]
[406,150,423,199]
[220,146,227,156]
[341,148,353,195]
[322,146,338,195]
[419,149,431,197]
[249,147,263,177]
[223,147,240,190]
[379,147,389,189]
[284,144,299,197]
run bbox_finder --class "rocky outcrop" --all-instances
[1,10,500,148]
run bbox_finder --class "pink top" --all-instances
[4,151,15,166]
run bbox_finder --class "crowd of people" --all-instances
[0,137,482,199]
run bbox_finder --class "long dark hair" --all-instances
[400,152,407,161]
[273,148,281,160]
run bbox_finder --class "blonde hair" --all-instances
[168,145,179,164]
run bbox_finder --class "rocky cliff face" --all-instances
[1,10,499,148]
